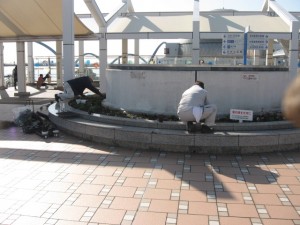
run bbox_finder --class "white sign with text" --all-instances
[230,109,253,121]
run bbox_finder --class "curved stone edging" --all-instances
[49,103,300,154]
[67,103,294,131]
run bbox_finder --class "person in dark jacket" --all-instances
[55,76,104,101]
[13,65,17,90]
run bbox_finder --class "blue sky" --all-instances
[3,0,300,64]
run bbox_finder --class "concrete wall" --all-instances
[105,66,291,116]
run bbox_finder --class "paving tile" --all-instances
[265,205,300,219]
[289,185,300,194]
[189,202,218,215]
[180,190,207,201]
[110,197,141,210]
[151,170,175,179]
[38,192,71,204]
[143,188,172,200]
[16,201,51,217]
[255,184,283,194]
[55,221,87,225]
[123,177,149,187]
[222,182,249,192]
[156,180,181,189]
[92,175,118,185]
[261,218,295,225]
[121,168,146,177]
[11,216,47,225]
[251,193,282,205]
[227,204,259,217]
[73,194,105,207]
[91,208,126,224]
[219,216,252,225]
[52,205,87,220]
[182,172,206,182]
[108,186,136,197]
[132,211,167,225]
[148,199,178,213]
[177,214,208,225]
[216,192,244,204]
[189,181,215,191]
[43,182,73,192]
[74,183,103,195]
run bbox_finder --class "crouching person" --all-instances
[177,81,217,133]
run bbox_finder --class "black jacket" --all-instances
[67,77,101,96]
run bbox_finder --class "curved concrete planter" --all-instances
[49,103,300,154]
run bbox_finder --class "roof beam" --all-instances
[268,0,298,27]
[122,0,134,13]
[261,0,268,12]
[106,2,127,26]
[84,0,106,32]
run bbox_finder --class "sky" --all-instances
[3,0,300,64]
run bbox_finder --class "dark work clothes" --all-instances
[67,76,101,96]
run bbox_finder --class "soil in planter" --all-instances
[69,95,284,123]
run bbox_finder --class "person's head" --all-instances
[195,80,204,89]
[39,74,43,77]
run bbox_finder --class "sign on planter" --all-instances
[230,109,253,122]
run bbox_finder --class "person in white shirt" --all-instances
[177,81,217,133]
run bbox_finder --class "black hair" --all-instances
[195,80,204,89]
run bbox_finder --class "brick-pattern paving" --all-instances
[0,124,299,225]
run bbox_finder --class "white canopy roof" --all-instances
[107,11,292,39]
[0,0,93,41]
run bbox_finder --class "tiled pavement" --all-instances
[0,122,299,225]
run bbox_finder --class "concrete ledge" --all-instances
[68,104,294,132]
[48,103,300,154]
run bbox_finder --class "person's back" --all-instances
[178,85,207,113]
[67,76,100,96]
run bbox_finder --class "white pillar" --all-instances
[62,0,75,82]
[134,39,139,64]
[27,42,35,84]
[192,0,200,64]
[15,41,29,96]
[100,36,107,93]
[79,41,85,76]
[122,39,128,64]
[56,41,63,88]
[289,20,299,77]
[0,42,4,89]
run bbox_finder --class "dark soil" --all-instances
[69,95,284,123]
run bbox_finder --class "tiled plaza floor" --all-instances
[0,122,299,225]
